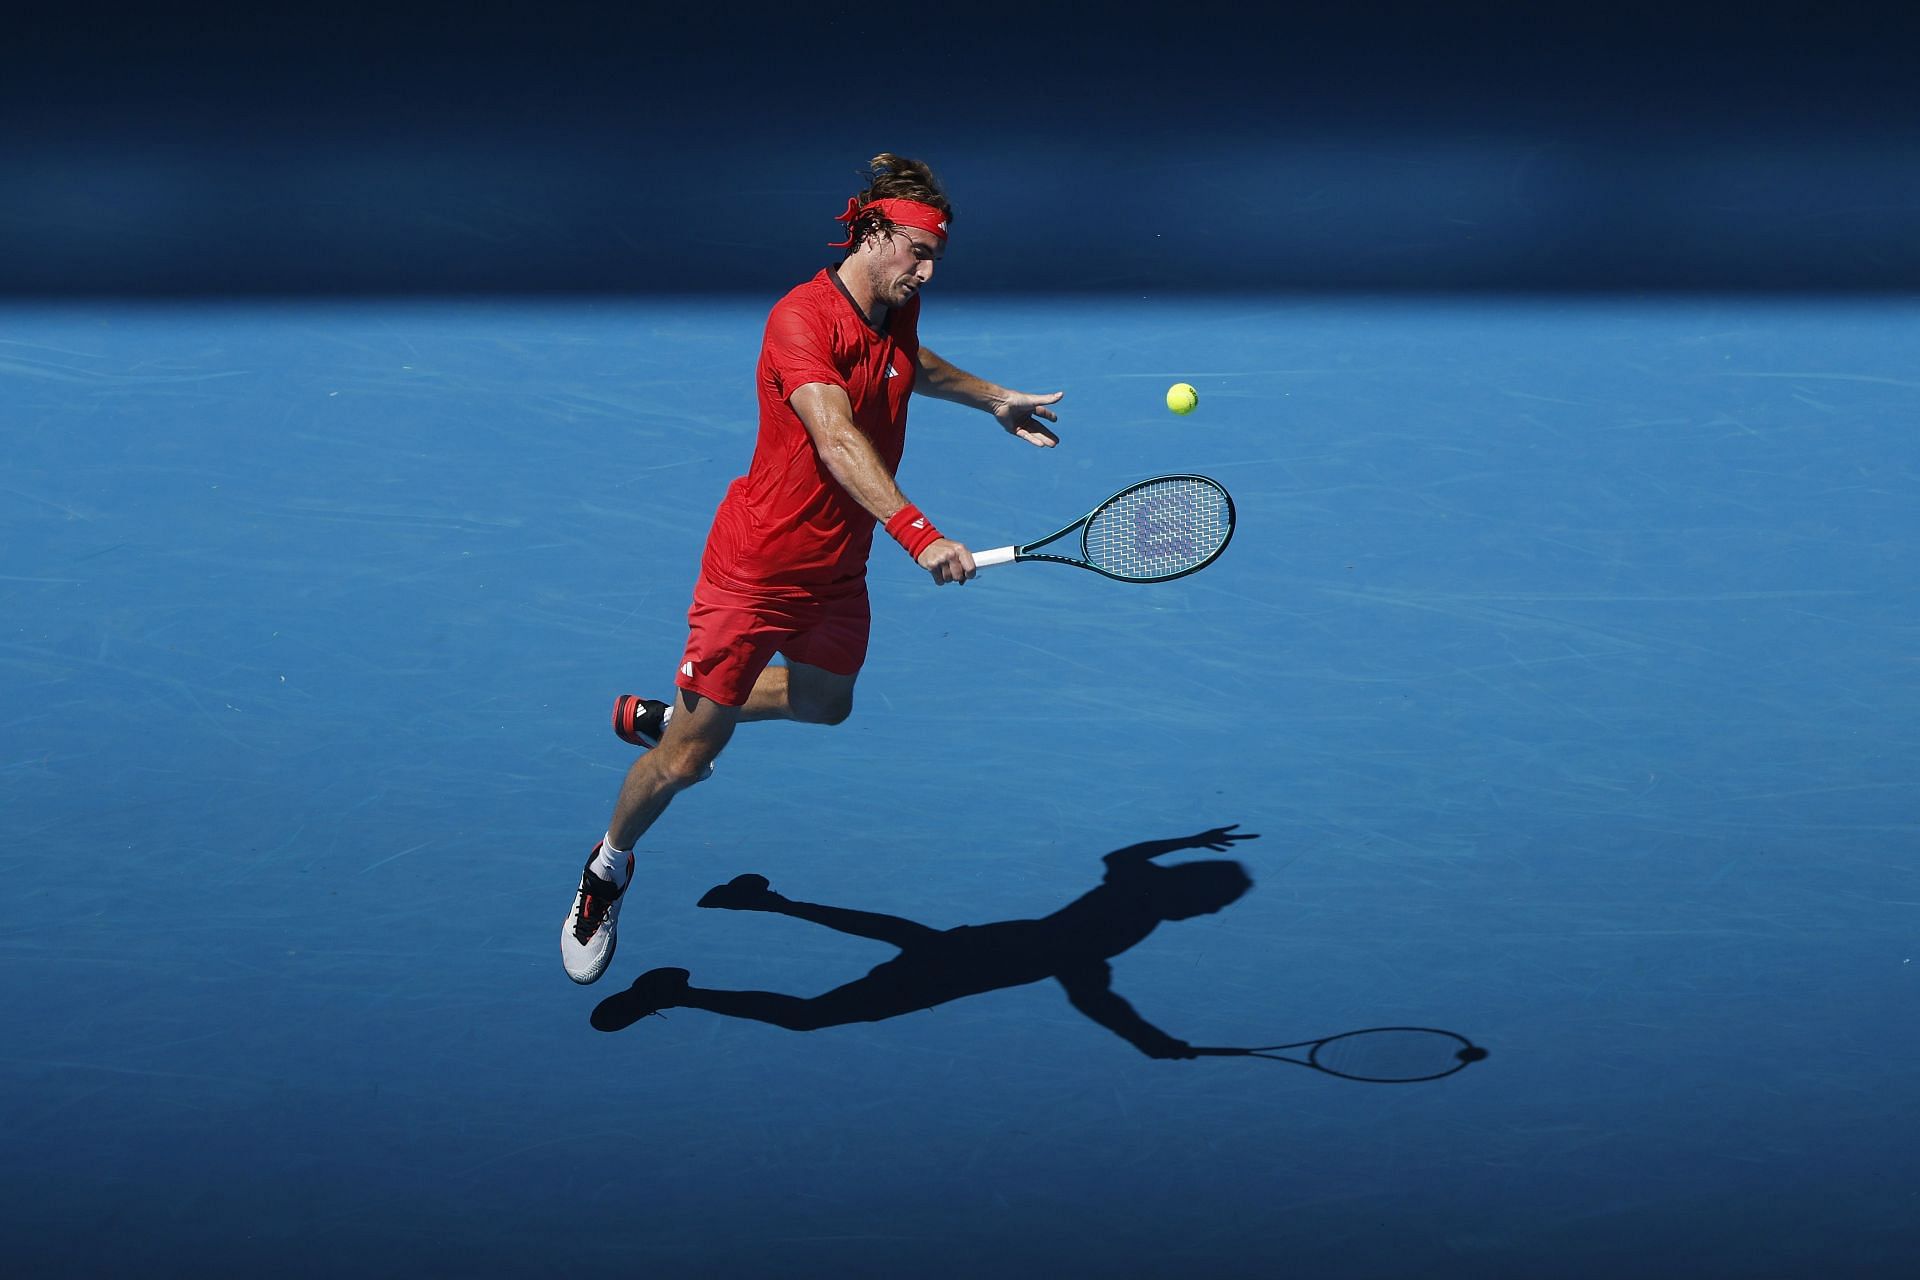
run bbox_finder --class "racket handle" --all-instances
[973,545,1016,569]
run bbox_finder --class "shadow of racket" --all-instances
[1194,1027,1489,1083]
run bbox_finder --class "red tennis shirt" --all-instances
[699,268,922,598]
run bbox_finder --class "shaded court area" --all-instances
[3,295,1917,1275]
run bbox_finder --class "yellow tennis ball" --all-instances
[1166,382,1199,415]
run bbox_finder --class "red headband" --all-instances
[829,196,950,248]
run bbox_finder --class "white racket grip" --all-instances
[973,545,1017,569]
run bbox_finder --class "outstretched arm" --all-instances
[913,345,1061,447]
[789,380,975,585]
[1103,825,1257,870]
[1057,962,1196,1060]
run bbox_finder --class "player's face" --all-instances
[866,226,942,306]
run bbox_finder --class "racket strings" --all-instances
[1083,476,1232,581]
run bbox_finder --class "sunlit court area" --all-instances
[4,6,1917,1277]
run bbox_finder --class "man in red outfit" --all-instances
[564,154,1064,984]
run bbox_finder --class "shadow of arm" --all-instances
[1102,824,1257,870]
[1056,962,1196,1059]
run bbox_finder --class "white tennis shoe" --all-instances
[562,844,633,985]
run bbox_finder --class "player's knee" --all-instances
[792,687,853,725]
[660,746,718,789]
[811,694,853,726]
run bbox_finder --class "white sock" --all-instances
[591,834,632,887]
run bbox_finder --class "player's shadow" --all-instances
[591,825,1257,1059]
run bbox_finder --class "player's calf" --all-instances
[612,693,713,780]
[656,742,721,790]
[788,688,854,726]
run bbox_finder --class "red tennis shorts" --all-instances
[675,574,871,706]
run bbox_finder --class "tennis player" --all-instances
[564,154,1064,984]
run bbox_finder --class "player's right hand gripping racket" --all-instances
[972,473,1236,583]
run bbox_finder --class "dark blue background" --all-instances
[7,0,1920,293]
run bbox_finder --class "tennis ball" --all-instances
[1166,382,1199,415]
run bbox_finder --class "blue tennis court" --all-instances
[4,292,1915,1274]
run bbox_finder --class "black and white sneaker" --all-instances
[562,844,633,985]
[611,695,669,748]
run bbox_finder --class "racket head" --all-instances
[1071,473,1236,582]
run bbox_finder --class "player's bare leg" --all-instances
[614,660,854,744]
[603,663,850,848]
[608,690,740,849]
[576,664,855,984]
[738,660,856,724]
[563,690,737,984]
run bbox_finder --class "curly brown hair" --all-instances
[840,153,952,256]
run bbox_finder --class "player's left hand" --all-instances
[993,390,1062,448]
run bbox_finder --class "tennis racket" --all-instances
[972,474,1235,583]
[1194,1027,1488,1083]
